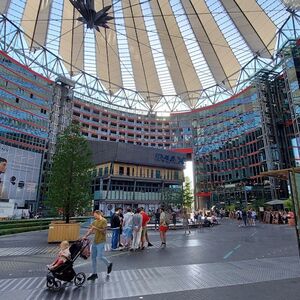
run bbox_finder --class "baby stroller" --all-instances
[46,238,90,291]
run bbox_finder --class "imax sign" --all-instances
[154,153,184,165]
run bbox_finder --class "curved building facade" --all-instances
[2,40,300,212]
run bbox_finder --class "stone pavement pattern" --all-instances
[0,220,300,300]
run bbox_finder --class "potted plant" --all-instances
[46,124,93,242]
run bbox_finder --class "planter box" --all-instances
[48,221,80,243]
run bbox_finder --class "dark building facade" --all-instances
[89,140,185,215]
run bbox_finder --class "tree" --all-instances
[183,177,194,209]
[249,198,266,211]
[162,187,183,208]
[45,124,94,223]
[284,198,293,211]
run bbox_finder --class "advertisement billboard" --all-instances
[0,143,42,207]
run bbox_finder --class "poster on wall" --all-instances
[0,143,42,207]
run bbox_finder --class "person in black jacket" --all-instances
[111,208,121,250]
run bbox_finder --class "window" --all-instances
[104,166,109,175]
[174,171,179,180]
[16,97,19,103]
[127,167,130,176]
[119,166,124,175]
[156,170,161,179]
[98,168,103,176]
[151,169,154,178]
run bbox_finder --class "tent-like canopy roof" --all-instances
[0,0,296,113]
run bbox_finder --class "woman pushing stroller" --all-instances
[82,210,113,280]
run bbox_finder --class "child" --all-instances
[47,240,70,270]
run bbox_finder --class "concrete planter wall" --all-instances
[48,221,80,243]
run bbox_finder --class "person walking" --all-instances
[130,208,143,251]
[83,210,113,280]
[111,208,121,250]
[193,211,199,226]
[159,207,169,248]
[183,209,191,234]
[155,209,160,230]
[251,209,257,226]
[247,209,252,226]
[118,208,124,247]
[172,210,177,229]
[236,209,242,227]
[242,209,247,227]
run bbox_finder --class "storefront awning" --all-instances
[260,167,300,180]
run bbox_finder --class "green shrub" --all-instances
[0,221,51,230]
[0,217,89,234]
[0,217,88,227]
[0,225,49,236]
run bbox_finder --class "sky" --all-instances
[184,160,194,189]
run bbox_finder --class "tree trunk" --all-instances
[66,212,70,224]
[65,161,73,224]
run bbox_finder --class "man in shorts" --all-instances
[159,207,169,248]
[121,208,134,249]
[140,207,151,250]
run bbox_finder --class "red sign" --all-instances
[196,192,211,197]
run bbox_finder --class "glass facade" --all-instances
[0,51,52,211]
[0,51,52,152]
[2,40,300,212]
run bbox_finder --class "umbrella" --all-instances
[265,200,285,205]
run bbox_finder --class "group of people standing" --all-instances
[263,210,289,224]
[235,208,257,227]
[110,206,170,251]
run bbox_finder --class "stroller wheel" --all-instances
[53,280,62,291]
[74,272,86,287]
[46,275,55,289]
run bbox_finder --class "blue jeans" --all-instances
[111,228,120,249]
[91,242,110,274]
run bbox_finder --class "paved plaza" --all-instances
[0,220,300,299]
